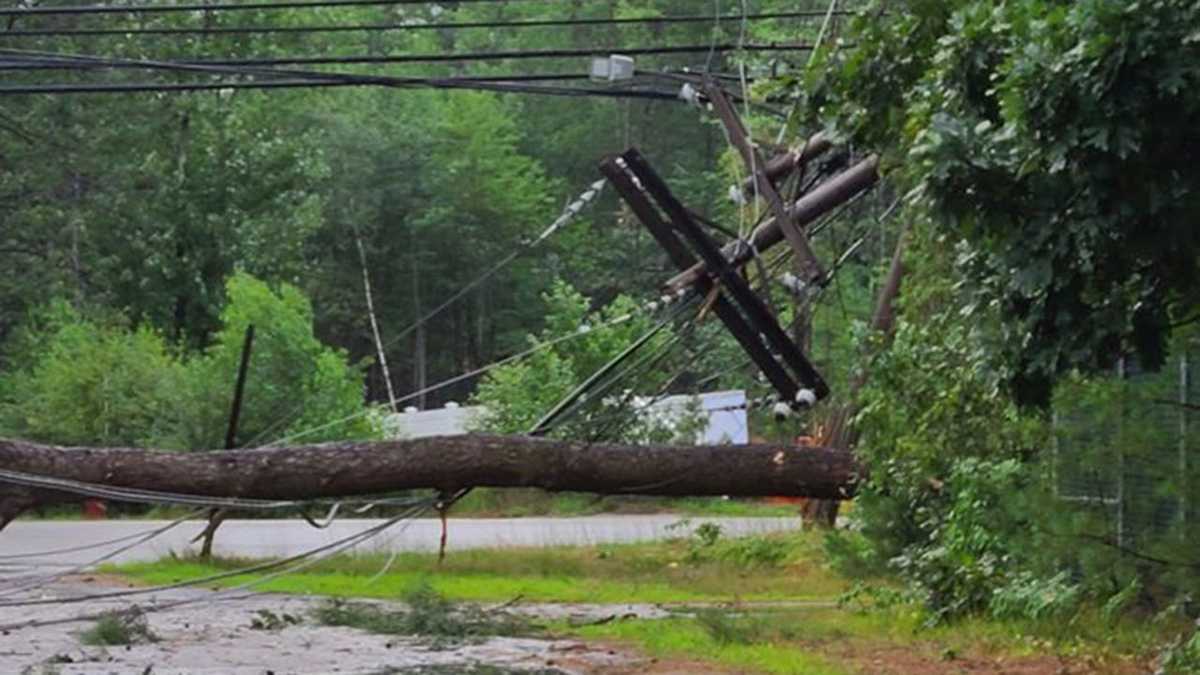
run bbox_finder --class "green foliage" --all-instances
[0,302,183,446]
[989,572,1081,622]
[471,280,684,442]
[0,274,376,449]
[166,272,379,450]
[1158,624,1200,675]
[693,607,792,646]
[80,609,157,646]
[679,524,801,569]
[807,0,1200,405]
[314,581,534,647]
[830,223,1052,622]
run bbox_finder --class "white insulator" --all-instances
[779,272,807,296]
[678,82,704,108]
[772,402,793,419]
[728,184,746,205]
[795,389,817,408]
[646,301,659,312]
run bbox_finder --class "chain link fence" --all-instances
[1053,353,1195,554]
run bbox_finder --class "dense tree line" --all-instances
[0,0,839,410]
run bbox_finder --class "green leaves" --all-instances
[808,0,1200,405]
[0,275,377,450]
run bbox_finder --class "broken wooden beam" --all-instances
[735,133,833,202]
[666,155,880,292]
[611,148,829,402]
[706,80,824,285]
[600,153,807,403]
[0,435,862,528]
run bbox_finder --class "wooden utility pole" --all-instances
[354,230,398,412]
[705,80,825,285]
[665,156,879,292]
[196,323,254,559]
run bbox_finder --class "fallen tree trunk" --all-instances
[0,434,861,529]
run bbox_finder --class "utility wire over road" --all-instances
[0,10,857,38]
[0,0,569,16]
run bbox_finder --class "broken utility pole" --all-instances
[705,79,825,286]
[665,155,879,293]
[602,149,828,408]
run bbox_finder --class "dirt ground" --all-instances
[0,577,1150,675]
[0,578,657,675]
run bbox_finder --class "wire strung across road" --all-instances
[0,0,564,16]
[0,43,816,69]
[0,46,781,103]
[239,177,609,448]
[0,508,206,597]
[0,11,856,38]
[0,497,436,630]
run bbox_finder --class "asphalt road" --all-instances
[0,515,801,568]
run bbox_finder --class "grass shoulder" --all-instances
[108,529,1164,674]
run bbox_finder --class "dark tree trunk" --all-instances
[0,435,861,528]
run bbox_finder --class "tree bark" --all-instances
[0,435,860,527]
[805,222,910,529]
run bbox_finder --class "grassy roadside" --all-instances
[108,529,1165,674]
[111,529,844,604]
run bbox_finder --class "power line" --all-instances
[0,0,554,17]
[0,11,858,38]
[0,48,684,99]
[0,78,682,98]
[0,43,816,70]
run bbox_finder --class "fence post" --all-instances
[1116,357,1126,549]
[1181,353,1189,530]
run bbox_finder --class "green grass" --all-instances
[108,530,1165,674]
[112,530,846,604]
[79,609,157,646]
[566,605,1167,675]
[570,615,852,675]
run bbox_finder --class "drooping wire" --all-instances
[0,508,207,597]
[0,11,854,38]
[241,178,608,448]
[0,44,817,70]
[0,0,562,16]
[0,497,435,628]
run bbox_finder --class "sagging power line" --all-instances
[0,0,558,17]
[0,43,816,70]
[0,11,857,38]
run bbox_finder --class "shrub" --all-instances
[80,609,157,646]
[0,301,183,447]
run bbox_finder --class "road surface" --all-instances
[0,515,801,568]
